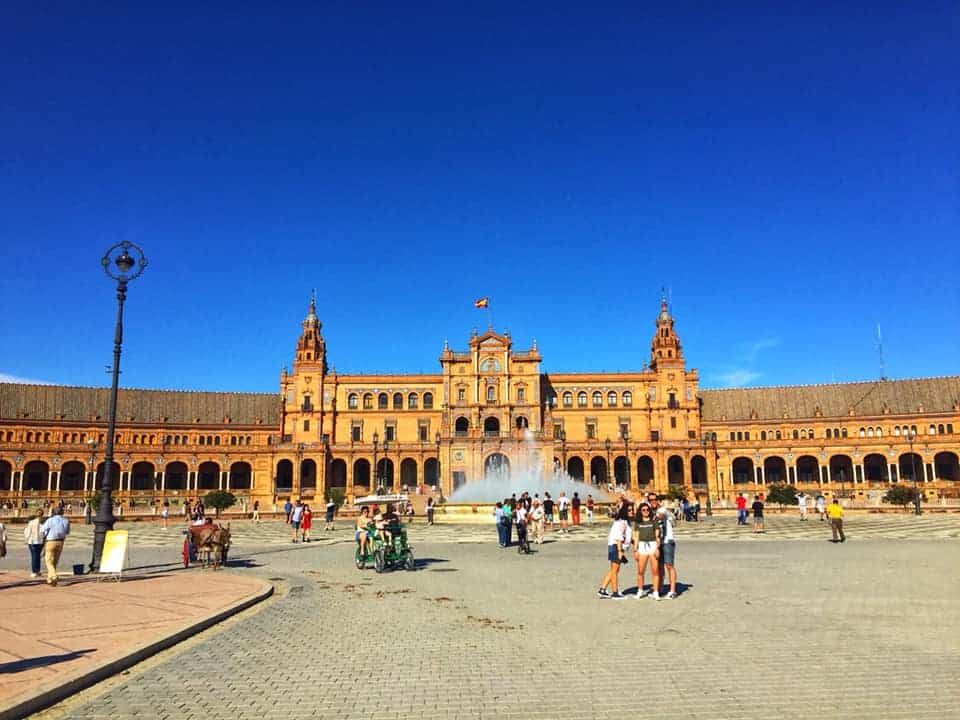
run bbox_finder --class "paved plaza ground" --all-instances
[6,514,959,719]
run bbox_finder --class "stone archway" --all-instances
[566,456,584,481]
[484,453,510,479]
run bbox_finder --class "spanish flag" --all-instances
[474,297,490,309]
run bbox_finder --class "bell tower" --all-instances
[294,290,327,373]
[650,292,684,371]
[280,291,329,447]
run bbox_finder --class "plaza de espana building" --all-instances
[1,297,958,510]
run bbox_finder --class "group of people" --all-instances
[354,502,403,556]
[599,493,678,600]
[0,506,72,586]
[734,491,846,541]
[282,498,339,542]
[493,491,595,548]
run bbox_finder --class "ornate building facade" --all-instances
[1,297,958,507]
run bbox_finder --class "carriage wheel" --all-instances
[374,549,385,574]
[182,538,190,568]
[355,546,365,570]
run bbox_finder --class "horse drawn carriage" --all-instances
[182,521,232,569]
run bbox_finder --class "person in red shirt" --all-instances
[301,504,313,542]
[736,493,748,526]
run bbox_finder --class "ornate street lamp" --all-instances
[372,431,379,490]
[621,427,630,489]
[434,431,441,492]
[907,428,921,515]
[604,437,612,487]
[90,241,147,572]
[560,430,567,471]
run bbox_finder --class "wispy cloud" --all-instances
[745,338,779,362]
[0,372,54,385]
[714,369,761,388]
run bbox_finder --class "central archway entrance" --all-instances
[484,453,510,479]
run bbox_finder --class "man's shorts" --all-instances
[545,513,554,522]
[292,521,301,530]
[660,541,676,565]
[558,509,569,521]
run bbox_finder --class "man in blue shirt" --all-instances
[290,499,304,543]
[40,507,70,586]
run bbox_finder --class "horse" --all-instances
[188,522,232,569]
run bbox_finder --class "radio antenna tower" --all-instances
[876,324,888,381]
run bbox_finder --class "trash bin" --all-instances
[73,564,85,576]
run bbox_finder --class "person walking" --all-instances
[301,504,313,542]
[543,493,554,531]
[571,492,582,526]
[827,498,846,543]
[290,499,304,542]
[283,499,293,524]
[557,492,570,533]
[586,495,595,525]
[816,493,827,521]
[493,502,506,547]
[193,498,205,521]
[39,506,70,586]
[84,501,92,525]
[597,505,631,599]
[632,503,660,599]
[252,499,261,523]
[530,498,545,545]
[161,500,170,529]
[751,495,765,533]
[324,500,336,530]
[797,491,808,521]
[426,497,435,526]
[735,493,747,525]
[24,509,44,578]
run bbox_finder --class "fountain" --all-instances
[436,430,616,523]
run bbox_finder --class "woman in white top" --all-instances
[23,509,44,577]
[597,505,632,599]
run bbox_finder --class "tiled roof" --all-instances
[700,376,960,422]
[0,384,280,426]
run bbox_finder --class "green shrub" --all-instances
[882,485,920,510]
[765,484,797,509]
[204,490,237,517]
[665,486,687,502]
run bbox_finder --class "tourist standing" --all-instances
[530,498,545,544]
[426,497,435,526]
[301,504,313,542]
[736,493,747,525]
[84,501,92,525]
[598,505,631,599]
[557,492,570,533]
[751,495,765,533]
[40,507,69,586]
[632,503,660,599]
[324,500,336,530]
[493,502,506,547]
[194,499,205,521]
[0,519,6,562]
[502,500,514,547]
[24,509,44,577]
[183,499,191,520]
[284,499,293,524]
[586,495,595,525]
[290,499,304,542]
[161,500,170,529]
[543,493,555,530]
[797,491,808,521]
[649,493,678,599]
[571,492,582,526]
[827,498,846,542]
[816,493,826,521]
[252,499,261,523]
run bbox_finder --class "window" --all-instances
[351,425,361,442]
[619,423,629,440]
[623,391,632,407]
[199,436,206,445]
[729,432,736,441]
[423,392,434,409]
[670,417,677,429]
[385,426,396,442]
[841,428,847,438]
[363,393,373,410]
[586,423,596,439]
[408,393,418,409]
[302,395,312,411]
[607,391,617,406]
[457,387,466,402]
[737,432,743,441]
[761,431,767,440]
[649,387,657,402]
[563,392,573,408]
[876,427,883,437]
[651,430,660,441]
[826,429,832,439]
[929,424,937,435]
[668,392,678,409]
[577,392,587,408]
[303,419,310,432]
[744,431,750,440]
[554,423,563,439]
[393,393,403,410]
[867,427,874,437]
[487,386,496,403]
[894,426,901,436]
[800,429,807,439]
[947,424,954,434]
[517,387,526,403]
[378,393,388,409]
[348,393,358,409]
[419,425,429,442]
[592,391,602,407]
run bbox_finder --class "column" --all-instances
[158,472,165,492]
[224,470,230,491]
[856,463,865,484]
[889,463,897,483]
[219,471,225,490]
[250,469,255,490]
[346,458,354,503]
[924,461,933,482]
[47,471,54,492]
[757,466,764,485]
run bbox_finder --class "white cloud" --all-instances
[0,372,54,385]
[715,369,761,388]
[746,338,779,361]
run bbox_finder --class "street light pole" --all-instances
[908,429,921,515]
[604,437,612,488]
[435,431,441,497]
[372,431,379,492]
[91,241,147,572]
[622,427,630,490]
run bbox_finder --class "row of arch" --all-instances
[348,392,434,410]
[728,452,960,484]
[273,457,440,491]
[0,459,252,492]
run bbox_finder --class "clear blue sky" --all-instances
[1,3,957,393]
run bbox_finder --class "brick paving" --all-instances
[21,515,960,719]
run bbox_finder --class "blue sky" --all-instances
[1,3,957,393]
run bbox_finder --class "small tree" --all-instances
[324,486,346,507]
[882,485,919,511]
[204,490,237,517]
[765,483,797,510]
[665,486,687,503]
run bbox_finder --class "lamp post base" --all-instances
[90,512,116,573]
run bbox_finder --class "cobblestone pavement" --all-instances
[47,510,960,552]
[32,519,960,720]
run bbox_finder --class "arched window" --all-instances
[929,424,937,435]
[894,426,900,436]
[423,392,434,409]
[592,392,602,407]
[775,430,781,440]
[393,393,403,410]
[348,393,358,409]
[826,429,832,439]
[876,427,883,437]
[487,386,496,402]
[408,393,418,409]
[363,393,373,410]
[516,386,526,403]
[792,429,799,440]
[841,428,847,438]
[563,392,573,408]
[577,392,587,408]
[859,428,865,437]
[607,391,617,406]
[937,424,944,434]
[867,427,874,437]
[623,391,632,407]
[761,431,767,440]
[378,393,388,409]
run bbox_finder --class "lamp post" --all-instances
[372,431,379,491]
[604,437,612,487]
[560,430,567,472]
[701,432,718,514]
[435,431,441,496]
[91,241,147,572]
[907,428,921,515]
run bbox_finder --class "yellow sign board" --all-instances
[99,530,128,576]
